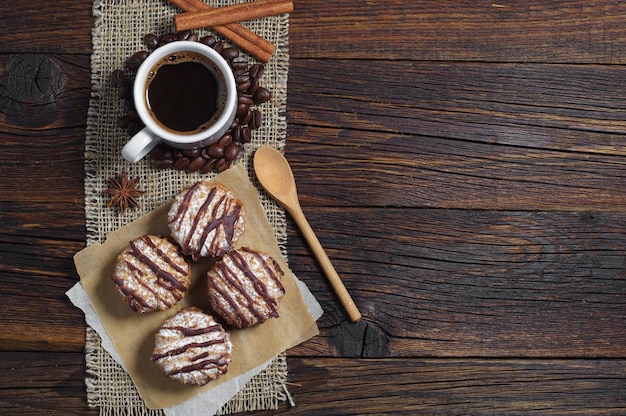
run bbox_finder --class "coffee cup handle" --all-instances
[122,127,160,163]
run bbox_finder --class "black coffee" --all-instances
[145,52,223,134]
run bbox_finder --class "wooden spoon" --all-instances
[254,146,362,322]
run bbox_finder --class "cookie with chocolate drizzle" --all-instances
[111,234,191,313]
[151,307,232,386]
[206,247,286,328]
[168,181,245,261]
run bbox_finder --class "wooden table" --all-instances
[1,1,625,414]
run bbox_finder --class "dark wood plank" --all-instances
[286,208,626,358]
[285,59,626,211]
[0,0,93,54]
[0,54,90,202]
[256,358,626,415]
[287,60,626,153]
[0,352,95,415]
[290,0,626,63]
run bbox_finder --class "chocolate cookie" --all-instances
[151,307,232,386]
[206,247,286,328]
[111,234,190,313]
[168,181,245,261]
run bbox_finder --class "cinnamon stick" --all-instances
[175,0,294,33]
[167,0,275,62]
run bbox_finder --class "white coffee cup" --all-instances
[122,41,238,163]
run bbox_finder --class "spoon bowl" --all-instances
[254,146,362,322]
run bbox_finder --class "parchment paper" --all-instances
[72,163,321,410]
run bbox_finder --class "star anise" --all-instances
[103,171,145,214]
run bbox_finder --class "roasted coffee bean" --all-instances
[124,98,134,113]
[253,87,272,104]
[249,109,262,129]
[182,148,201,159]
[207,141,225,159]
[212,40,224,53]
[218,133,232,147]
[200,159,217,173]
[199,35,217,47]
[249,63,264,80]
[117,115,132,129]
[222,47,239,61]
[240,108,253,125]
[231,56,248,70]
[238,93,254,106]
[229,119,240,132]
[126,109,139,121]
[187,33,199,42]
[224,142,242,161]
[240,125,251,143]
[235,73,251,84]
[188,156,206,172]
[231,125,242,143]
[177,30,192,41]
[173,157,190,170]
[153,158,175,169]
[110,69,126,88]
[144,33,159,49]
[161,32,179,43]
[126,50,149,70]
[117,81,131,99]
[237,80,252,92]
[215,158,231,173]
[150,146,173,161]
[248,78,260,94]
[127,121,143,136]
[236,103,249,118]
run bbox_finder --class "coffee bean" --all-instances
[199,35,217,47]
[207,142,225,159]
[117,81,131,99]
[188,156,206,172]
[212,40,224,53]
[127,121,143,136]
[153,158,175,169]
[161,32,179,43]
[110,69,126,88]
[248,78,260,94]
[231,125,242,143]
[237,80,252,92]
[231,57,248,70]
[218,133,232,147]
[238,93,254,106]
[177,30,192,41]
[126,51,149,70]
[242,125,252,143]
[222,47,239,61]
[235,72,250,84]
[253,87,272,104]
[144,33,159,49]
[249,109,263,129]
[182,148,201,158]
[173,157,190,170]
[240,108,253,125]
[200,159,217,173]
[117,115,132,128]
[249,63,264,79]
[150,146,173,161]
[236,103,249,117]
[126,109,139,121]
[215,158,231,173]
[224,142,242,161]
[187,33,199,42]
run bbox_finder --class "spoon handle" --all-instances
[288,203,362,322]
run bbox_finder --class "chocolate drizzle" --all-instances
[169,182,243,260]
[207,248,286,327]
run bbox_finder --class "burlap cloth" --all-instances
[84,0,291,414]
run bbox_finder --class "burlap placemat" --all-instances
[84,0,290,413]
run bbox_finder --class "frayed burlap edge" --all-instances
[84,0,291,414]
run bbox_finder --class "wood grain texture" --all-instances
[290,0,626,63]
[0,0,624,414]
